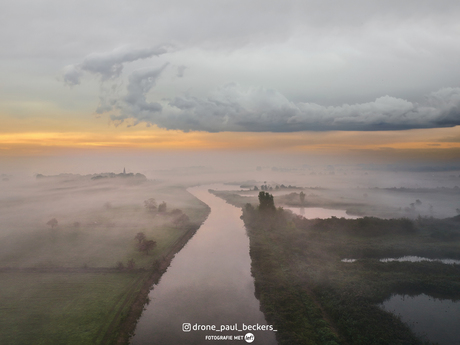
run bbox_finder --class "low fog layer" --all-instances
[0,172,206,268]
[1,156,460,270]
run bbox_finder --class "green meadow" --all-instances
[0,176,210,345]
[0,271,148,345]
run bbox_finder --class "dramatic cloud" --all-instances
[62,46,168,86]
[90,74,460,132]
[162,85,460,132]
[109,64,169,125]
[5,1,460,133]
[62,45,460,132]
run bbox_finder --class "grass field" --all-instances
[0,176,210,345]
[0,271,148,345]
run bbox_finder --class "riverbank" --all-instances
[113,221,208,344]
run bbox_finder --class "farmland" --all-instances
[0,174,210,345]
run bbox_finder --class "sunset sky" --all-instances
[1,0,460,170]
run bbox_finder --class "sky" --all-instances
[1,0,460,170]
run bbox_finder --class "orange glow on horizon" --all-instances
[1,126,460,157]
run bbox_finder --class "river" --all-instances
[130,185,277,344]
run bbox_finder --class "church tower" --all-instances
[123,167,126,174]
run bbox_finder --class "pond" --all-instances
[341,256,460,265]
[284,207,359,219]
[381,294,460,345]
[380,256,460,264]
[130,185,277,344]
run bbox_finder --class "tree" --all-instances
[299,191,306,204]
[139,239,156,255]
[127,259,136,270]
[135,232,146,244]
[170,209,183,217]
[158,201,167,213]
[46,218,58,229]
[258,192,275,212]
[144,198,157,213]
[173,213,190,228]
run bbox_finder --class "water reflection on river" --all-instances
[130,185,277,345]
[381,294,460,345]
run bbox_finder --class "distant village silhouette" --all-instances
[36,168,146,180]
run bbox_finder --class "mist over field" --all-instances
[1,153,459,344]
[2,153,460,252]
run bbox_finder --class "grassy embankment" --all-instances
[215,190,460,344]
[0,179,210,345]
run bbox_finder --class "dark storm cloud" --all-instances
[90,76,460,132]
[163,85,460,132]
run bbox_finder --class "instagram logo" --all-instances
[182,323,192,332]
